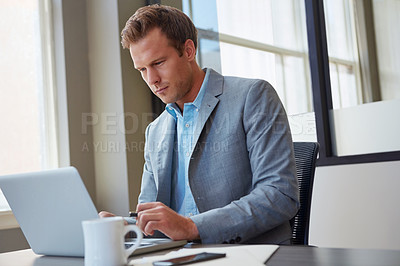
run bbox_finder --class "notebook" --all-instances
[0,167,186,257]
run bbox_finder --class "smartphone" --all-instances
[152,252,226,266]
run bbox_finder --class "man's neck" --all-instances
[176,66,206,111]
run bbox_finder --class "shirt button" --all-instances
[196,108,199,112]
[185,123,190,128]
[186,152,190,157]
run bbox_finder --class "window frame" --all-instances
[305,0,400,166]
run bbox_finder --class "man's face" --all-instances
[129,27,195,107]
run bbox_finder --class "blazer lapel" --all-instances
[191,69,223,154]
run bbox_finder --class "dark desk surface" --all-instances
[1,245,400,266]
[266,246,400,266]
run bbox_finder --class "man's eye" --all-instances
[138,68,146,72]
[155,61,164,66]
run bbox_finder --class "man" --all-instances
[100,4,299,244]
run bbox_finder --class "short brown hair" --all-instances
[121,4,197,55]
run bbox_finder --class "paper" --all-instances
[129,245,279,266]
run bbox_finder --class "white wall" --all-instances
[86,0,130,215]
[309,160,400,250]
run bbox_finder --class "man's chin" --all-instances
[156,96,173,105]
[152,92,176,105]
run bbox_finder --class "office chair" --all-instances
[290,142,319,245]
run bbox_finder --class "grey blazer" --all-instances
[138,69,299,244]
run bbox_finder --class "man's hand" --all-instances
[98,211,128,225]
[98,211,116,218]
[136,202,199,241]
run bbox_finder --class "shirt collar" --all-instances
[166,68,210,119]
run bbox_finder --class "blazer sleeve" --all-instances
[190,80,300,244]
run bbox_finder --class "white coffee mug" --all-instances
[82,217,143,266]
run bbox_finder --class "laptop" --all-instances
[0,167,186,257]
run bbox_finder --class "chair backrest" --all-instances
[290,142,319,245]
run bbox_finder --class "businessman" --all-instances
[100,4,299,244]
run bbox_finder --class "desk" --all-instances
[1,246,400,266]
[266,246,400,266]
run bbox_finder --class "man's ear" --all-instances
[183,39,196,61]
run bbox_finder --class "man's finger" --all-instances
[136,202,164,212]
[136,212,162,231]
[98,211,115,218]
[144,221,159,236]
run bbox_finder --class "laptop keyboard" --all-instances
[125,238,172,249]
[125,242,153,248]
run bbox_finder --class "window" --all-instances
[183,0,313,116]
[306,0,400,164]
[324,0,400,156]
[372,0,400,101]
[324,0,362,109]
[0,0,58,211]
[323,0,400,110]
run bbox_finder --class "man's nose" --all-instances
[146,69,160,86]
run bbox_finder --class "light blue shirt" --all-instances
[166,69,210,217]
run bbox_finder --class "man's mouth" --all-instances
[155,86,168,94]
